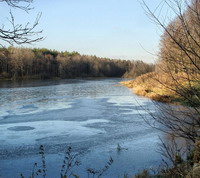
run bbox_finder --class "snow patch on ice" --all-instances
[107,96,149,106]
[0,119,109,145]
[120,108,148,115]
[0,101,72,117]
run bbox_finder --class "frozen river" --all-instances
[0,78,163,177]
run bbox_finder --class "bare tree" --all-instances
[0,0,43,46]
[139,0,200,145]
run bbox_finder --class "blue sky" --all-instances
[0,0,171,63]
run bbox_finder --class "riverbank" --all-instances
[121,72,176,103]
[121,72,200,106]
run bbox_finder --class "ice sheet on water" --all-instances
[0,79,164,178]
[0,101,72,118]
[120,108,148,115]
[7,126,35,131]
[0,110,9,120]
[0,119,109,145]
[20,104,37,109]
[107,95,150,107]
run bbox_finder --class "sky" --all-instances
[0,0,172,63]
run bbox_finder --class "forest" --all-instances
[0,47,154,80]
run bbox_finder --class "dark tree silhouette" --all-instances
[0,47,154,79]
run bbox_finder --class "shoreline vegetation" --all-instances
[120,72,172,103]
[121,71,200,106]
[121,72,177,103]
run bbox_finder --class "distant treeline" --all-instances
[0,47,154,80]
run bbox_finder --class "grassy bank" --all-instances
[121,72,200,105]
[121,72,176,103]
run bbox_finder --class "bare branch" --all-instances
[0,0,33,12]
[0,0,43,46]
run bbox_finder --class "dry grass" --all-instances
[121,72,173,102]
[121,72,200,104]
